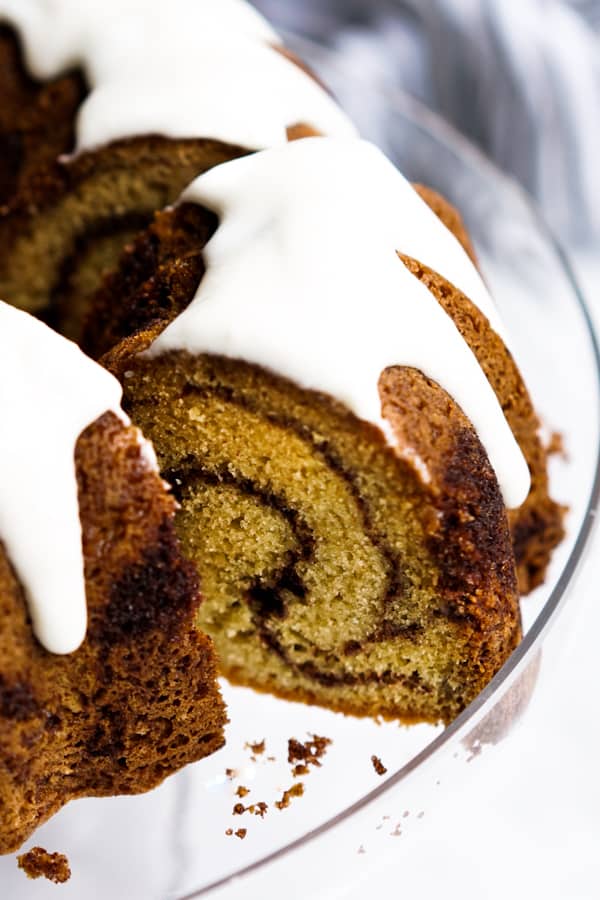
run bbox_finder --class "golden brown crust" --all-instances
[0,413,226,855]
[398,254,565,593]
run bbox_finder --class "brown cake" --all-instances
[76,138,563,725]
[0,307,226,855]
[0,1,564,856]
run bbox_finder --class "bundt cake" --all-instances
[0,301,226,855]
[84,137,563,725]
[0,0,356,340]
[0,0,565,860]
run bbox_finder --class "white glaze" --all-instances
[0,0,356,152]
[0,301,130,655]
[148,139,530,508]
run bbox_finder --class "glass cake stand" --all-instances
[1,37,598,900]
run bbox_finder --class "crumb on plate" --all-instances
[275,782,305,810]
[287,734,331,770]
[371,755,387,776]
[17,847,71,884]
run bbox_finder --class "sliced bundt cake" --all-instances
[85,138,563,724]
[0,0,355,340]
[0,302,226,855]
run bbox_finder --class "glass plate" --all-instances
[2,36,599,900]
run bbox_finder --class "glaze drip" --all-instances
[0,301,131,654]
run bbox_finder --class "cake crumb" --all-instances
[236,785,250,798]
[235,829,247,840]
[390,824,402,837]
[233,800,269,818]
[225,768,235,779]
[225,828,233,836]
[371,755,387,776]
[17,847,71,884]
[275,782,305,810]
[547,430,567,459]
[245,739,265,755]
[287,734,331,770]
[292,763,309,776]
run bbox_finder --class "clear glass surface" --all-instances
[1,37,598,900]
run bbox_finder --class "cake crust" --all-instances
[0,412,226,855]
[0,25,85,209]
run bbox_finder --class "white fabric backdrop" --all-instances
[256,0,600,247]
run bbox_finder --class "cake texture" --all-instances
[0,305,226,855]
[80,138,564,725]
[99,348,521,725]
[0,1,354,341]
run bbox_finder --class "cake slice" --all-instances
[0,303,226,855]
[83,139,563,724]
[100,346,522,725]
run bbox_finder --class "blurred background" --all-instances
[256,0,600,251]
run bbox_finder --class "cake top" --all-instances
[0,301,136,654]
[147,138,531,508]
[0,0,356,152]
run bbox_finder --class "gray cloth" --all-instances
[256,0,600,247]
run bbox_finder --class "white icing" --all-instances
[148,138,531,509]
[0,301,131,655]
[0,0,357,152]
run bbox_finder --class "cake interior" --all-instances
[116,351,520,726]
